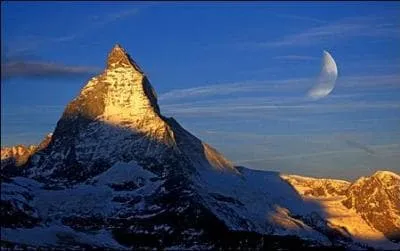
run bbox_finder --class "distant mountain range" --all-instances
[1,44,399,250]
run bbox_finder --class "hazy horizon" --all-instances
[2,2,399,180]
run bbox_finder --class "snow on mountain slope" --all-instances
[194,167,331,244]
[2,163,331,248]
[4,163,398,250]
[1,162,164,249]
[282,175,351,197]
[1,225,127,250]
[1,177,41,229]
[92,160,156,186]
[196,167,399,249]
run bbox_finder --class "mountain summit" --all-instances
[65,43,159,121]
[107,44,144,72]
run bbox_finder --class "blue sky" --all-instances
[2,2,399,180]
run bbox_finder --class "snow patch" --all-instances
[1,225,127,249]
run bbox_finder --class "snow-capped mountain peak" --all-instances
[66,43,160,122]
[25,44,235,182]
[106,43,144,72]
[340,170,400,243]
[372,170,400,185]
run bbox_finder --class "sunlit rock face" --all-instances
[60,44,163,133]
[284,171,400,248]
[1,134,52,176]
[281,175,351,197]
[25,44,235,182]
[343,171,400,242]
[1,145,37,167]
[1,134,52,166]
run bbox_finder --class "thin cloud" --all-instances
[273,55,318,61]
[58,6,141,41]
[159,78,311,102]
[4,6,143,57]
[162,101,400,118]
[254,16,400,47]
[275,14,326,24]
[104,8,140,22]
[159,73,400,103]
[340,74,400,89]
[1,105,65,116]
[1,61,101,79]
[343,139,375,155]
[51,35,78,43]
[237,149,365,162]
[159,81,268,101]
[236,143,399,163]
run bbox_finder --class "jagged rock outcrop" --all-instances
[282,175,350,197]
[1,133,52,176]
[26,44,235,182]
[284,171,400,248]
[1,145,37,167]
[342,171,400,242]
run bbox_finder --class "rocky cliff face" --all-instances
[1,145,37,167]
[342,171,400,242]
[281,175,351,197]
[1,133,52,176]
[284,171,400,247]
[26,44,235,183]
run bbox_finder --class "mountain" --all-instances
[1,133,52,177]
[1,44,399,250]
[1,145,36,168]
[283,172,400,249]
[343,171,400,243]
[26,44,235,184]
[281,175,351,197]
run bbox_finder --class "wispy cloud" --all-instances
[162,101,400,118]
[1,61,101,79]
[84,7,142,33]
[1,6,143,80]
[159,78,311,102]
[340,74,400,89]
[275,14,326,24]
[102,8,140,23]
[342,138,376,155]
[236,143,399,163]
[159,73,400,103]
[273,55,318,61]
[200,129,400,180]
[73,7,141,40]
[4,6,144,58]
[159,81,269,101]
[158,73,400,122]
[253,16,400,47]
[1,105,65,116]
[237,149,363,162]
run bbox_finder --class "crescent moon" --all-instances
[307,50,338,100]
